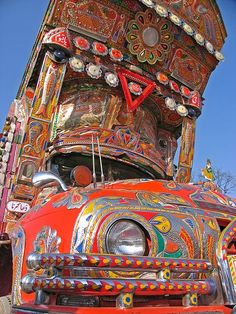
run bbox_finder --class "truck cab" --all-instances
[0,0,234,313]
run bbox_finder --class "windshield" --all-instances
[49,153,153,186]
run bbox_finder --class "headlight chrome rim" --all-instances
[106,219,147,256]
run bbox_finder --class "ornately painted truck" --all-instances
[1,0,236,313]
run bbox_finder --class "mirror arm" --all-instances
[32,172,68,192]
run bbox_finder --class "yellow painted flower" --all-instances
[123,293,133,306]
[162,268,170,280]
[190,293,198,305]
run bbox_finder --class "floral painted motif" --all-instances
[126,9,173,64]
[169,48,207,90]
[156,72,169,85]
[115,127,140,150]
[105,72,119,87]
[33,226,61,254]
[92,42,108,56]
[73,36,90,51]
[190,188,236,213]
[128,82,142,95]
[53,189,88,210]
[137,191,191,207]
[86,63,102,79]
[61,1,117,39]
[43,28,72,52]
[109,48,123,61]
[69,57,85,72]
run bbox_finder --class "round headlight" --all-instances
[106,220,147,256]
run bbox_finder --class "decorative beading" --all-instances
[138,1,224,61]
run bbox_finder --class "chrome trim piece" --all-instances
[32,171,68,192]
[26,252,212,272]
[11,226,25,306]
[91,135,96,188]
[22,252,216,307]
[21,275,216,296]
[98,213,157,258]
[97,136,104,185]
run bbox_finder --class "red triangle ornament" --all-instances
[117,68,156,111]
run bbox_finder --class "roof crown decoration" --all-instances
[139,0,225,61]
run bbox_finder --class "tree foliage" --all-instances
[213,168,236,195]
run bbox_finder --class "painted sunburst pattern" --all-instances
[127,9,174,65]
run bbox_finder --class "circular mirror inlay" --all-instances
[142,27,159,47]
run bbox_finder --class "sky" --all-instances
[0,0,235,194]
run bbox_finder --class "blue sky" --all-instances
[0,0,235,193]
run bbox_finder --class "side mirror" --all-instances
[32,172,68,192]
